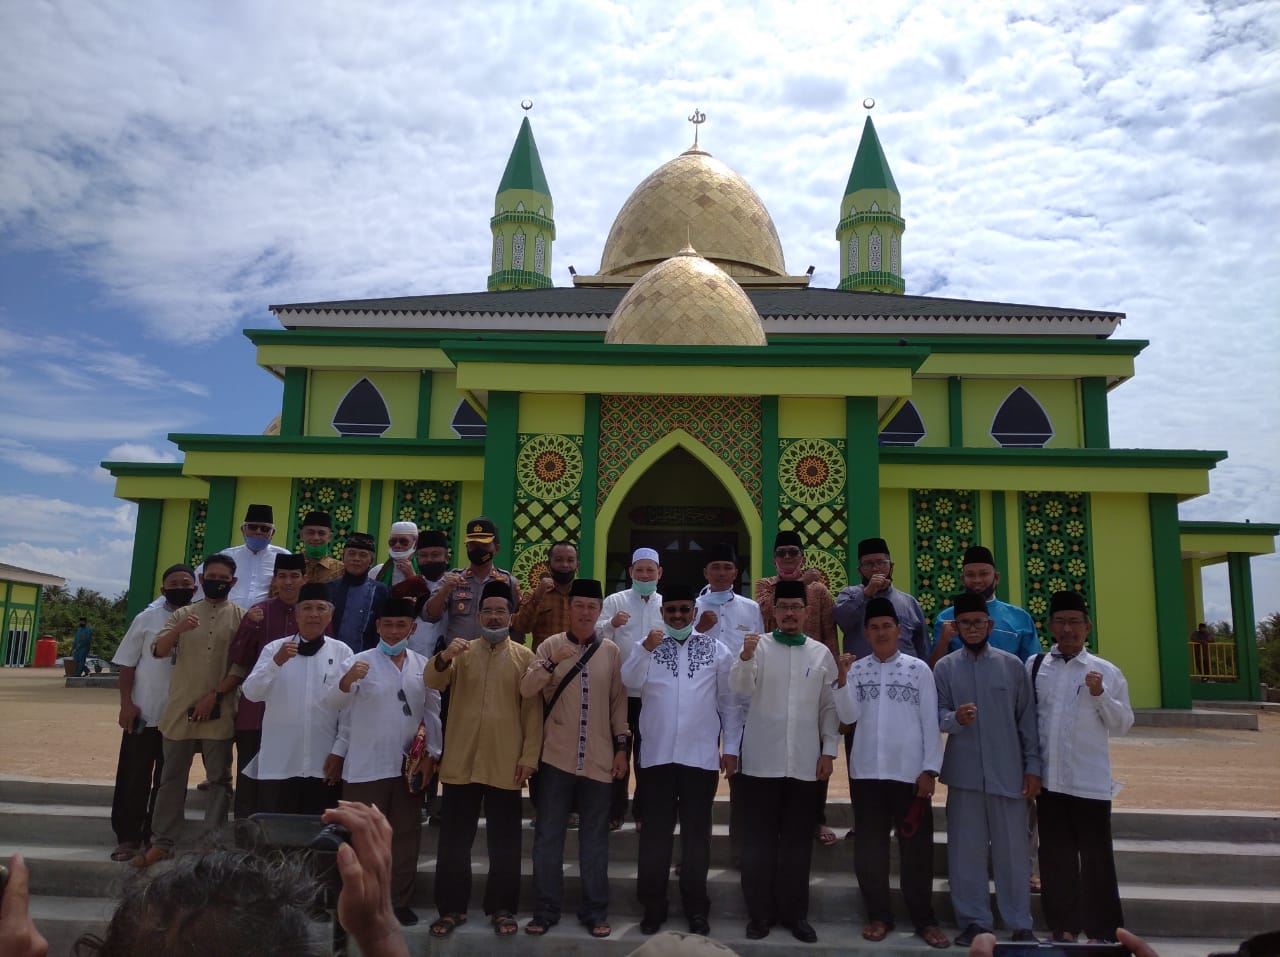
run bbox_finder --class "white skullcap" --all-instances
[631,547,660,565]
[389,521,418,536]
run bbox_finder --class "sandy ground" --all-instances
[3,668,1278,810]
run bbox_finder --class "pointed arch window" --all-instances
[870,201,880,212]
[537,206,546,216]
[879,400,926,446]
[991,386,1054,448]
[450,398,487,439]
[512,231,526,270]
[515,201,526,212]
[847,235,858,274]
[890,236,900,274]
[332,378,391,437]
[868,232,882,270]
[534,235,546,273]
[492,233,503,272]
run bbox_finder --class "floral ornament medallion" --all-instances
[778,438,846,506]
[517,434,584,501]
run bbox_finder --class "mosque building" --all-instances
[102,109,1276,708]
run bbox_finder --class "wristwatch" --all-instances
[543,659,556,673]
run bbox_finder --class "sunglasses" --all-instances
[774,547,803,558]
[396,689,412,716]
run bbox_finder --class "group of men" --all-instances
[107,503,1134,946]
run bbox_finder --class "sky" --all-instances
[0,0,1276,622]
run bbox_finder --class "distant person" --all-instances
[370,521,423,591]
[411,529,452,657]
[1190,622,1214,678]
[72,618,92,677]
[108,564,194,862]
[930,546,1038,665]
[196,504,290,608]
[298,510,344,584]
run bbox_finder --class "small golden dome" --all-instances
[599,145,786,278]
[605,245,767,346]
[263,414,281,436]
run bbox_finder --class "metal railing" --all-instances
[1189,641,1238,681]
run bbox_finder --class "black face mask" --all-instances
[163,588,196,608]
[963,635,989,655]
[466,547,492,566]
[550,568,575,585]
[420,561,448,581]
[202,580,232,600]
[296,636,324,657]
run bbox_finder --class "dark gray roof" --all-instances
[271,286,1122,320]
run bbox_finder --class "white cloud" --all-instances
[104,443,179,463]
[0,539,135,598]
[0,494,135,546]
[0,438,79,476]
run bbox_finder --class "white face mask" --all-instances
[388,547,414,561]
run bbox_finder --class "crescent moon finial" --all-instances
[862,97,876,111]
[521,99,533,112]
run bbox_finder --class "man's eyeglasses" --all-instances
[1051,617,1088,628]
[775,602,807,613]
[859,559,892,570]
[388,537,416,548]
[955,618,991,631]
[774,547,803,558]
[663,604,695,614]
[396,689,412,716]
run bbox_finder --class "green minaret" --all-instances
[488,114,555,291]
[837,115,904,294]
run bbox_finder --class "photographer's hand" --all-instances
[322,802,408,957]
[0,855,49,957]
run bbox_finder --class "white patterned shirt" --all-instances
[835,650,943,784]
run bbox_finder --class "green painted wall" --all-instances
[962,379,1081,448]
[878,487,910,560]
[429,371,465,440]
[232,478,292,544]
[8,583,37,604]
[308,371,420,439]
[1091,492,1161,707]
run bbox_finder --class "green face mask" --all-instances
[632,579,658,597]
[666,623,694,642]
[303,543,329,560]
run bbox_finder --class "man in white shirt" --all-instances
[240,582,353,815]
[597,546,663,827]
[834,596,947,949]
[196,504,290,608]
[621,583,741,938]
[729,579,838,944]
[108,563,194,862]
[329,597,442,927]
[1030,591,1133,944]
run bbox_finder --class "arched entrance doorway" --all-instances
[596,444,756,593]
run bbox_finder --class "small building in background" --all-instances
[0,562,66,666]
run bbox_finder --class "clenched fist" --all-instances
[443,637,470,661]
[340,660,369,692]
[740,633,761,661]
[610,610,630,628]
[273,641,299,666]
[642,629,664,652]
[550,641,579,664]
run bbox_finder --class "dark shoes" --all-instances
[1011,929,1040,943]
[745,920,771,939]
[639,913,664,935]
[954,924,993,947]
[782,919,818,943]
[687,914,710,936]
[393,906,419,926]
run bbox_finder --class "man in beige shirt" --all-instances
[520,579,629,939]
[425,581,541,937]
[134,553,247,867]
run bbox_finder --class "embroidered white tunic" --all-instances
[597,587,664,694]
[729,633,839,780]
[241,635,353,780]
[111,597,176,727]
[330,649,442,784]
[834,650,943,784]
[621,631,744,771]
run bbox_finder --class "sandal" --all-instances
[585,921,611,938]
[815,824,838,846]
[608,818,623,831]
[863,920,891,942]
[110,843,140,862]
[919,925,951,949]
[524,916,555,935]
[492,912,518,936]
[429,913,467,938]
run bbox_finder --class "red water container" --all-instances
[33,636,58,667]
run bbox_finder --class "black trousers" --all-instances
[610,695,643,822]
[636,763,718,920]
[233,728,261,819]
[434,782,523,917]
[257,776,340,816]
[851,778,936,931]
[110,728,165,846]
[737,774,820,925]
[1036,789,1124,940]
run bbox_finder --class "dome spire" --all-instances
[837,101,905,295]
[688,107,706,151]
[489,103,555,291]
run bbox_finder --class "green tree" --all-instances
[44,585,129,660]
[1258,611,1280,689]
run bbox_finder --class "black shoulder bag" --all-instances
[544,639,601,719]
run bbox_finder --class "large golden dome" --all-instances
[598,145,787,278]
[604,245,767,346]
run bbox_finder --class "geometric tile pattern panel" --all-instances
[909,489,980,622]
[1019,491,1096,651]
[185,499,209,567]
[777,436,848,592]
[288,478,361,559]
[390,480,462,544]
[598,394,763,512]
[512,433,583,590]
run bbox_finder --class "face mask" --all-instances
[631,580,658,597]
[420,561,448,581]
[701,588,734,606]
[480,626,509,644]
[296,636,324,657]
[244,535,270,553]
[977,585,996,600]
[378,637,409,656]
[304,543,329,560]
[550,568,575,585]
[163,588,195,608]
[202,580,232,600]
[964,635,989,654]
[388,547,415,561]
[665,623,693,642]
[467,547,492,566]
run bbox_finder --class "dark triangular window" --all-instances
[879,400,926,446]
[450,399,487,439]
[332,378,391,437]
[991,387,1053,448]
